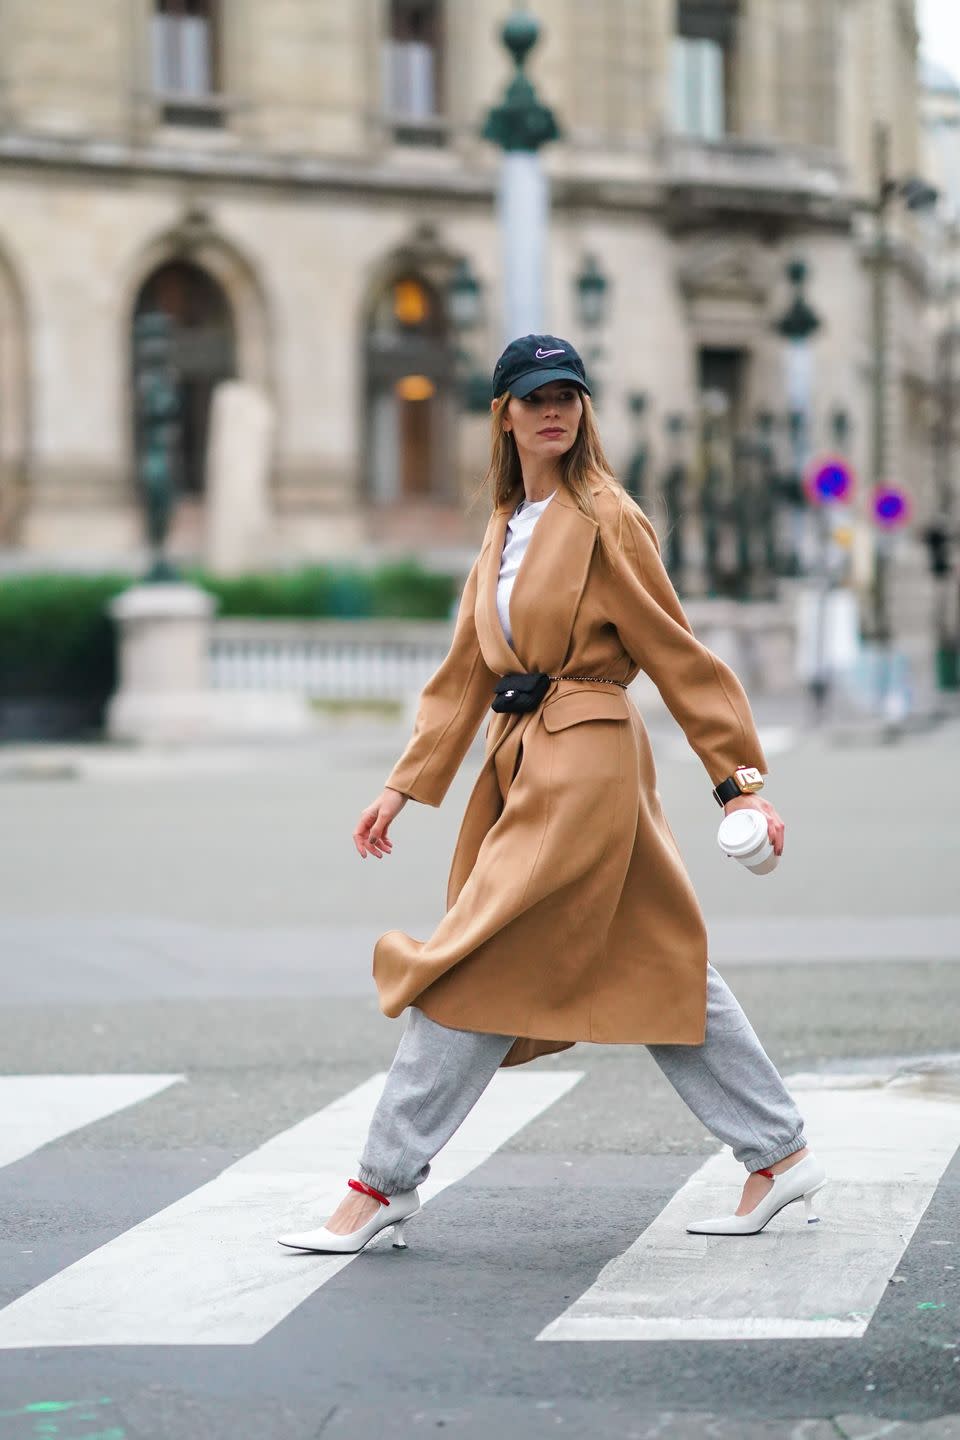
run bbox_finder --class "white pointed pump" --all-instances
[277,1178,420,1254]
[685,1151,828,1236]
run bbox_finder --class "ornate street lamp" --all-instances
[575,254,609,330]
[775,259,837,716]
[447,257,491,413]
[860,124,940,724]
[482,11,560,341]
[574,252,609,404]
[776,260,821,451]
[774,258,821,581]
[447,257,483,331]
[928,256,960,691]
[868,124,939,645]
[831,407,850,450]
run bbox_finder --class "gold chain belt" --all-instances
[547,674,628,688]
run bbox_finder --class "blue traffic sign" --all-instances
[873,487,910,527]
[804,455,854,505]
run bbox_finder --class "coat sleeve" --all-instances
[603,501,769,787]
[383,549,500,808]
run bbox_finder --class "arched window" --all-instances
[364,272,455,505]
[383,0,446,145]
[132,260,236,499]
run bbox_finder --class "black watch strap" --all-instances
[713,775,745,807]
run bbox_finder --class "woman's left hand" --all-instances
[723,794,785,857]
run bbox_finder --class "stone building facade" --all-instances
[0,0,943,600]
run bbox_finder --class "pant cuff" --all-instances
[355,1163,397,1196]
[356,1161,426,1197]
[745,1129,807,1172]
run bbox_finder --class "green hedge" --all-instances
[0,574,129,702]
[0,562,459,704]
[188,559,457,621]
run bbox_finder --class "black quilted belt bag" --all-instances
[491,671,551,714]
[491,671,627,714]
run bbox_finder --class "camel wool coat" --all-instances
[373,478,769,1068]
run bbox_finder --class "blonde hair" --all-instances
[468,390,631,565]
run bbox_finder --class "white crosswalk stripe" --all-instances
[0,1074,182,1170]
[0,1068,582,1349]
[537,1068,960,1342]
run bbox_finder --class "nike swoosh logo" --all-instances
[535,348,565,359]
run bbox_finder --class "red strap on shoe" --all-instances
[348,1177,390,1206]
[756,1168,775,1178]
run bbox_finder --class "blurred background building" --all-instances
[0,0,956,706]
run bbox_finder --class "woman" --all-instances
[277,334,827,1255]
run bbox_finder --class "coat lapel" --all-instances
[476,486,600,677]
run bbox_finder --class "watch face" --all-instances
[735,766,764,791]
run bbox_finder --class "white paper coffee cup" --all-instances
[717,808,779,874]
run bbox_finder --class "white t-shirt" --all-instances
[496,488,557,648]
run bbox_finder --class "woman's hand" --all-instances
[354,787,408,860]
[723,794,785,857]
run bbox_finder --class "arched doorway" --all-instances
[131,259,236,544]
[364,271,456,513]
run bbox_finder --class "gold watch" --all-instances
[712,766,765,808]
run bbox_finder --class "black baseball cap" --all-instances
[492,333,591,400]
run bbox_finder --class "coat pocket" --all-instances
[540,688,629,731]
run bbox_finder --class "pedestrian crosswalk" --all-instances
[0,1065,956,1349]
[0,1069,582,1348]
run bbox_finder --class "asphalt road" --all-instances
[0,709,958,1439]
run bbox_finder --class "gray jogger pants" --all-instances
[357,960,806,1195]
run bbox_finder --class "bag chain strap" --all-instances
[546,673,628,688]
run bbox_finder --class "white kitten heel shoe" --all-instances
[685,1151,827,1236]
[277,1178,420,1254]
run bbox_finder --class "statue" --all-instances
[754,412,779,590]
[133,312,182,582]
[700,394,733,597]
[662,413,688,588]
[624,392,649,507]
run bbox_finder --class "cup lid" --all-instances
[717,809,768,856]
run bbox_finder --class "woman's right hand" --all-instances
[354,787,408,859]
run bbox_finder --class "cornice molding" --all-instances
[0,132,498,200]
[0,131,858,231]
